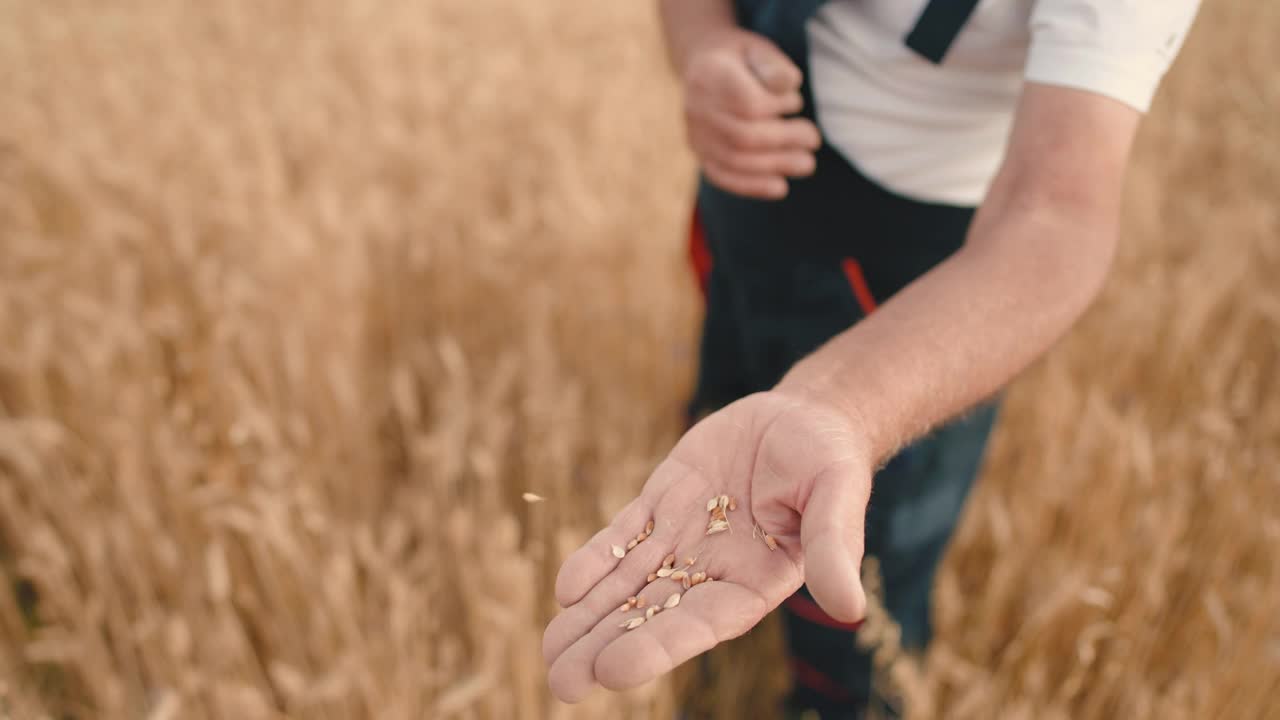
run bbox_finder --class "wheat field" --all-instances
[0,1,1277,718]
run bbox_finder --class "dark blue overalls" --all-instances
[684,2,998,717]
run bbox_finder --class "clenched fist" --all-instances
[680,30,822,199]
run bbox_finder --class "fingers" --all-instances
[547,515,802,703]
[701,160,788,200]
[744,42,803,95]
[549,572,766,702]
[798,463,871,623]
[546,540,701,703]
[687,49,801,120]
[543,519,678,665]
[689,107,821,155]
[553,496,651,608]
[547,610,630,703]
[594,579,768,693]
[689,111,821,200]
[553,461,691,608]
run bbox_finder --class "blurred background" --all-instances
[0,1,1276,718]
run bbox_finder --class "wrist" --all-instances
[770,376,878,470]
[659,0,742,76]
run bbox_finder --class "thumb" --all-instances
[744,41,803,95]
[799,464,870,623]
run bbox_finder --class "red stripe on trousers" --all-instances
[789,657,855,703]
[689,208,713,299]
[841,258,878,315]
[784,594,865,632]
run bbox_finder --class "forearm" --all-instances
[657,0,738,73]
[778,195,1118,465]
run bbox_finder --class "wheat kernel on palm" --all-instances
[705,497,718,512]
[682,575,692,590]
[645,519,655,535]
[627,596,638,607]
[690,572,706,585]
[670,570,687,581]
[685,556,696,566]
[611,544,625,559]
[728,497,737,511]
[635,596,647,609]
[617,602,631,613]
[662,553,676,568]
[626,539,638,550]
[664,593,681,609]
[646,606,657,619]
[522,492,545,503]
[718,494,729,510]
[763,533,778,551]
[657,567,674,578]
[647,572,658,583]
[624,617,646,630]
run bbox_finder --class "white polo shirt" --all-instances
[807,0,1202,206]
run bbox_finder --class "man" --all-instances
[543,0,1201,716]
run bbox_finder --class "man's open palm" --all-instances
[542,390,874,702]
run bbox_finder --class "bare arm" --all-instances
[657,0,738,73]
[778,83,1142,464]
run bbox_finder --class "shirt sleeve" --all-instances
[1024,0,1202,112]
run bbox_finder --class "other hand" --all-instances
[680,30,822,200]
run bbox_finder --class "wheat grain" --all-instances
[657,567,674,578]
[664,593,681,609]
[623,617,645,631]
[521,492,545,503]
[670,570,687,581]
[611,544,626,559]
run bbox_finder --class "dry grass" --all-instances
[0,0,1276,718]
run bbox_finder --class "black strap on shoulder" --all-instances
[904,0,982,64]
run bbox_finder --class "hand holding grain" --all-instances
[542,391,873,702]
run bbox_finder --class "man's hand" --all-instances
[680,30,822,199]
[542,390,872,702]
